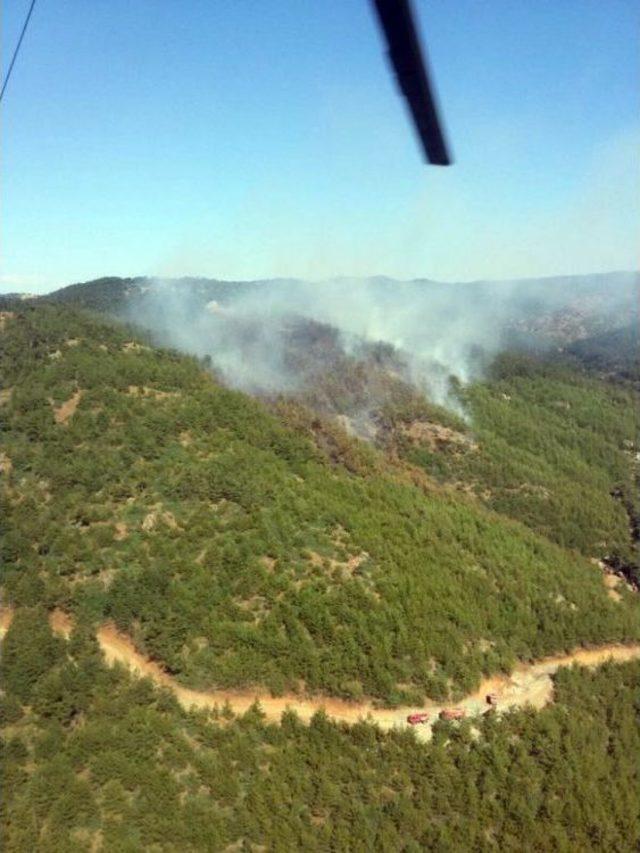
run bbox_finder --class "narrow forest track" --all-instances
[2,607,640,736]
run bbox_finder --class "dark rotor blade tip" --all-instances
[371,0,452,166]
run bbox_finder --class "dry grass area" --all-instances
[0,452,12,475]
[604,573,623,602]
[504,483,551,499]
[126,385,180,400]
[48,608,73,638]
[401,420,477,452]
[141,507,180,532]
[306,548,370,578]
[259,556,277,573]
[0,608,14,637]
[0,311,15,331]
[113,522,129,541]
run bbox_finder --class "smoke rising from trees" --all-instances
[127,272,638,411]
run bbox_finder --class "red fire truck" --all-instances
[439,708,466,721]
[406,712,429,725]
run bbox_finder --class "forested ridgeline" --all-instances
[1,608,639,851]
[7,279,638,577]
[1,305,639,706]
[563,323,640,385]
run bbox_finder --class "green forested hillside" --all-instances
[2,302,640,852]
[1,609,639,851]
[2,306,639,705]
[386,353,639,581]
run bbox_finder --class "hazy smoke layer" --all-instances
[127,272,638,411]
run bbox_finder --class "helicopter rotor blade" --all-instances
[370,0,452,165]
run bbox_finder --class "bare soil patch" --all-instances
[113,522,129,541]
[127,385,179,400]
[52,390,82,425]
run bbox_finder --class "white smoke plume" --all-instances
[126,272,638,414]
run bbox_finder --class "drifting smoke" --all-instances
[126,272,638,415]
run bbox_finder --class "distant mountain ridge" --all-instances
[3,270,637,347]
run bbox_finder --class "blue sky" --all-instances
[2,0,639,293]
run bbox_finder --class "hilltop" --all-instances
[11,271,638,583]
[4,270,637,341]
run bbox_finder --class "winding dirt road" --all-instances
[2,607,639,735]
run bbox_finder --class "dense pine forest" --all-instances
[384,352,639,578]
[2,609,639,851]
[1,294,639,850]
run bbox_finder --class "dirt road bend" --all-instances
[1,607,639,735]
